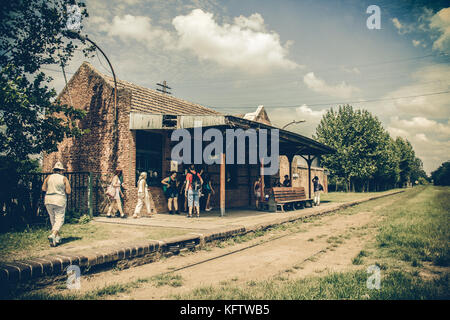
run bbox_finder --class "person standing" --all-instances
[202,171,215,212]
[312,176,323,206]
[106,168,126,218]
[254,177,263,209]
[42,161,71,247]
[161,171,180,215]
[133,172,151,218]
[185,165,203,218]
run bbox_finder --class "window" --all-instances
[225,164,238,189]
[136,131,163,187]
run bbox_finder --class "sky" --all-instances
[46,0,450,174]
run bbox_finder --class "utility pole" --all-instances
[156,80,172,95]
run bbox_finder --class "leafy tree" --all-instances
[394,137,416,187]
[0,0,92,229]
[315,105,399,191]
[315,105,427,192]
[371,134,400,191]
[431,161,450,186]
[410,157,428,185]
[0,0,91,162]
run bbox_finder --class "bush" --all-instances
[65,209,83,224]
[78,215,92,224]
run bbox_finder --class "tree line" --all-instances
[315,105,427,192]
[431,162,450,186]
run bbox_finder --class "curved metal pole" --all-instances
[70,32,120,168]
[82,36,117,124]
[282,120,306,130]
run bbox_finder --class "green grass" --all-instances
[150,274,184,288]
[17,273,185,300]
[0,221,193,263]
[175,186,450,300]
[8,186,450,300]
[174,269,449,300]
[375,186,450,268]
[321,189,402,203]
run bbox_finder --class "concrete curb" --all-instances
[0,190,405,285]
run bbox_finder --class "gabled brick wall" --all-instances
[42,62,140,215]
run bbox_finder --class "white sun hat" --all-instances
[53,161,65,171]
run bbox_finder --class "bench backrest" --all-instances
[272,187,307,201]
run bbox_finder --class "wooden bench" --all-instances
[261,187,313,212]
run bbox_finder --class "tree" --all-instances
[394,137,416,187]
[431,161,450,186]
[371,134,400,191]
[0,0,91,162]
[315,105,398,192]
[0,0,92,229]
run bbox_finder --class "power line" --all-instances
[213,90,450,110]
[96,49,113,76]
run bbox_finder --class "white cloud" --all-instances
[392,18,404,32]
[268,104,328,138]
[415,133,429,142]
[388,114,450,174]
[391,116,450,136]
[391,17,415,35]
[296,104,327,118]
[98,14,173,47]
[381,64,450,118]
[303,72,360,98]
[429,7,450,51]
[393,7,450,51]
[171,9,298,72]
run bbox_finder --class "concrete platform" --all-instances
[93,203,336,230]
[0,190,404,285]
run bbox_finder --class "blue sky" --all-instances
[48,0,450,173]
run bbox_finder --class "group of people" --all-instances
[160,164,215,218]
[104,164,215,219]
[42,160,323,247]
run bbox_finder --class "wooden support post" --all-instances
[307,156,312,199]
[300,154,316,199]
[220,153,225,217]
[247,165,252,207]
[286,153,295,186]
[260,158,265,203]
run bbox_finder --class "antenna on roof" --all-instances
[156,80,172,95]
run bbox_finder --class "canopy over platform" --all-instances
[129,112,334,156]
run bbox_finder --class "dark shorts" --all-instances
[165,188,178,199]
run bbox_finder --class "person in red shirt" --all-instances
[185,164,203,218]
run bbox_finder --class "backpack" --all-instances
[191,172,201,192]
[106,184,115,198]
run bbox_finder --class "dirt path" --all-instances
[45,195,395,299]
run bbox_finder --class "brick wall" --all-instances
[279,155,328,197]
[42,62,139,216]
[43,63,120,174]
